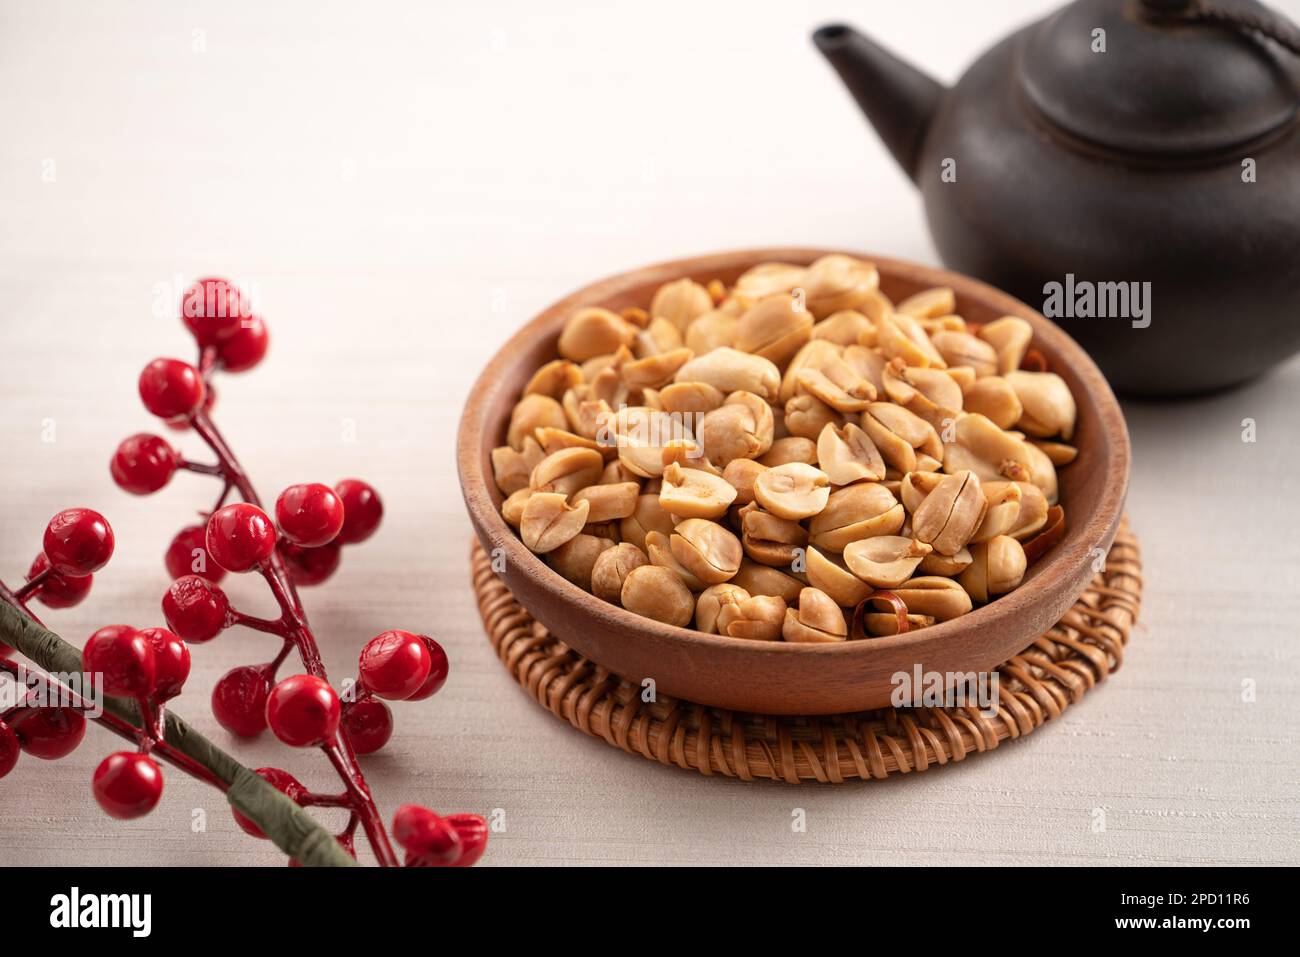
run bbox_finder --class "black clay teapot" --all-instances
[814,0,1300,395]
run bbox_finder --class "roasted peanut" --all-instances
[548,534,615,589]
[520,493,590,554]
[713,458,759,506]
[529,447,604,497]
[716,594,787,640]
[843,535,932,588]
[658,381,725,416]
[670,518,743,585]
[930,330,998,376]
[803,255,880,319]
[753,462,831,520]
[524,359,583,399]
[683,310,738,354]
[508,394,567,450]
[735,294,814,366]
[492,436,545,495]
[572,481,640,523]
[804,546,872,607]
[782,587,848,642]
[731,559,805,604]
[817,422,885,485]
[784,393,842,440]
[971,480,1022,542]
[959,535,1027,603]
[619,494,675,550]
[699,391,774,465]
[644,531,708,592]
[881,358,963,428]
[895,287,955,319]
[657,461,736,519]
[622,348,695,391]
[1006,371,1077,440]
[876,311,946,368]
[961,376,1023,430]
[796,355,877,412]
[675,348,781,402]
[501,487,538,526]
[812,309,873,346]
[942,412,1035,483]
[732,262,806,300]
[759,436,818,467]
[807,482,904,551]
[861,402,944,474]
[695,583,751,634]
[620,564,694,627]
[739,502,808,567]
[890,577,972,621]
[558,307,636,361]
[978,316,1033,375]
[650,278,713,332]
[911,470,986,556]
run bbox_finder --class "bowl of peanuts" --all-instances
[458,249,1129,714]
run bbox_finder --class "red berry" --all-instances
[358,630,431,701]
[281,541,341,587]
[139,627,190,700]
[42,508,114,577]
[393,805,462,866]
[164,525,225,583]
[162,575,229,643]
[164,383,217,432]
[0,721,19,778]
[275,483,345,548]
[139,358,206,421]
[446,814,489,867]
[92,752,163,819]
[334,479,383,544]
[341,698,393,755]
[217,315,269,372]
[26,553,93,609]
[232,767,305,838]
[181,277,247,346]
[266,675,340,747]
[206,503,276,572]
[212,665,272,737]
[83,625,156,699]
[110,433,178,494]
[405,635,450,701]
[11,706,86,759]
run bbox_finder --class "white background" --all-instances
[1,0,1297,865]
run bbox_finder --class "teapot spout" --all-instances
[812,23,947,185]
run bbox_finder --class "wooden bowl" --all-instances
[457,249,1130,715]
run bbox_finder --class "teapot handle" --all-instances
[1142,0,1300,56]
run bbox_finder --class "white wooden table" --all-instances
[1,0,1296,866]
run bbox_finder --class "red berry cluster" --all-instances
[104,276,481,865]
[1,511,214,819]
[0,513,100,773]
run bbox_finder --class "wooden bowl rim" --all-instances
[458,247,1130,661]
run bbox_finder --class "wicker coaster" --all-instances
[470,520,1141,783]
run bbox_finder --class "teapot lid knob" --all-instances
[1019,0,1300,156]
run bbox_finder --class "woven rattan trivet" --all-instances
[470,519,1141,783]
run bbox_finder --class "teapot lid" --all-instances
[1019,0,1300,156]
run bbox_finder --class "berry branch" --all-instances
[0,575,353,865]
[2,277,485,867]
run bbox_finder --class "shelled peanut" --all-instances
[491,255,1077,640]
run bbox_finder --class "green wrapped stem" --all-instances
[0,600,356,867]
